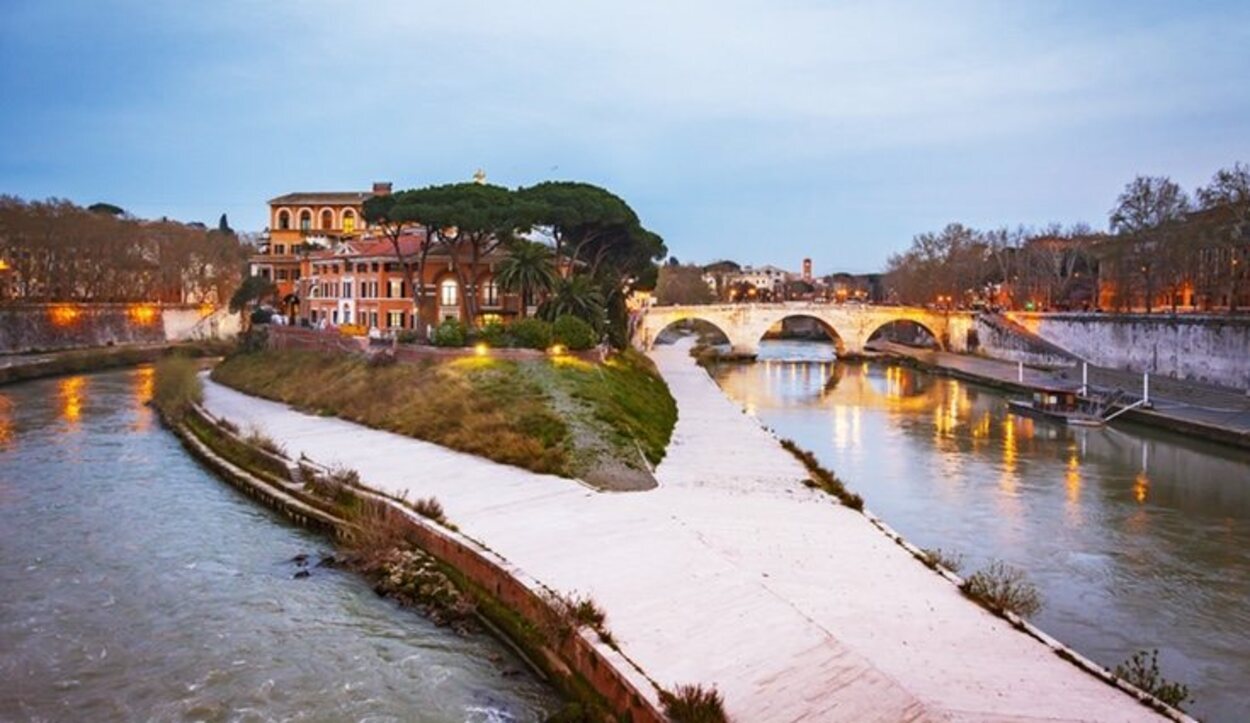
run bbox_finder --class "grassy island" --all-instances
[210,347,676,490]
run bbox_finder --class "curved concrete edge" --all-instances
[717,356,1197,723]
[168,403,667,723]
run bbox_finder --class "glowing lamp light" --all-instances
[198,302,215,318]
[50,305,81,326]
[128,304,158,325]
[0,259,9,271]
[548,344,566,356]
[474,342,489,356]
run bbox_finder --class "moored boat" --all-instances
[1007,386,1105,427]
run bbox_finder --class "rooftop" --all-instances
[268,191,375,207]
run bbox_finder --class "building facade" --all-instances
[301,233,521,333]
[249,182,392,309]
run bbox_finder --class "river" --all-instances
[708,340,1250,722]
[0,368,561,722]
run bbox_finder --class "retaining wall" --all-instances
[0,303,238,354]
[1009,312,1250,389]
[974,314,1077,368]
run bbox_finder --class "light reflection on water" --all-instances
[713,340,1250,723]
[0,368,560,722]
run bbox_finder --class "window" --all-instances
[278,209,291,230]
[387,311,404,328]
[388,279,403,299]
[276,269,288,281]
[370,312,379,328]
[342,282,352,299]
[482,279,500,306]
[342,210,356,233]
[321,209,333,230]
[274,244,286,255]
[299,210,311,231]
[332,309,339,324]
[440,278,458,307]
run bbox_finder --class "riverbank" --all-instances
[210,347,675,490]
[0,341,232,386]
[872,342,1250,450]
[200,340,1181,721]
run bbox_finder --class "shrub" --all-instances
[396,329,421,344]
[510,318,553,349]
[961,560,1042,617]
[659,684,727,723]
[411,497,447,524]
[778,438,864,511]
[922,548,964,573]
[250,307,273,325]
[152,356,203,421]
[477,320,510,348]
[245,426,287,457]
[1114,649,1191,710]
[432,319,467,347]
[552,314,596,350]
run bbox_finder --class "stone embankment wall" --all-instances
[0,304,239,354]
[1009,312,1250,390]
[974,314,1077,368]
[175,401,663,721]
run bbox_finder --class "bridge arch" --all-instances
[759,313,846,356]
[865,318,944,352]
[651,315,733,347]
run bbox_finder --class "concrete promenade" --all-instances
[201,344,1168,721]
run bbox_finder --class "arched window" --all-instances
[277,209,291,230]
[440,278,459,307]
[299,210,311,231]
[481,279,499,306]
[321,209,333,230]
[342,210,356,233]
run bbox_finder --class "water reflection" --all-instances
[713,340,1250,723]
[58,375,85,424]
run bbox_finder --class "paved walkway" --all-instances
[201,344,1166,721]
[875,343,1250,435]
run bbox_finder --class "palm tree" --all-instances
[538,274,605,329]
[496,240,556,318]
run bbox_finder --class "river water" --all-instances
[709,340,1250,722]
[0,368,560,722]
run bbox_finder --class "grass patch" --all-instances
[211,349,571,476]
[660,684,728,723]
[152,355,203,422]
[778,438,864,511]
[1114,649,1192,710]
[550,349,677,467]
[961,560,1042,618]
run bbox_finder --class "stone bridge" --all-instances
[635,303,976,357]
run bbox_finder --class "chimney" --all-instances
[372,181,392,196]
[802,258,812,282]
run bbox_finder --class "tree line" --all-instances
[884,163,1250,313]
[362,180,666,346]
[0,196,248,305]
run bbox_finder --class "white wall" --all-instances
[1011,313,1250,390]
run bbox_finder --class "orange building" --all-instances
[303,231,521,333]
[249,182,392,309]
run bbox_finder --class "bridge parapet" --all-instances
[635,303,975,357]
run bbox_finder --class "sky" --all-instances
[2,1,1249,274]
